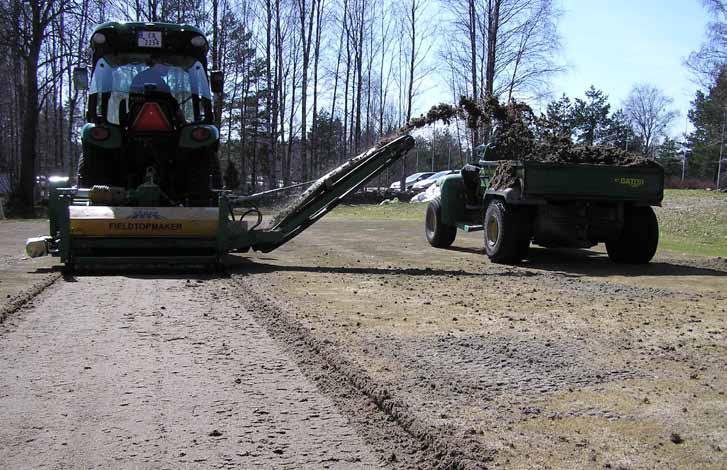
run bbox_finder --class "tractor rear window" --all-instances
[90,55,212,125]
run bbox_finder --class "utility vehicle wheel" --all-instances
[484,199,527,264]
[425,197,457,248]
[77,153,110,187]
[606,206,659,264]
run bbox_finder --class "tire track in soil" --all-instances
[232,272,497,470]
[0,272,61,324]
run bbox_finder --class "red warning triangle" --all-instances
[131,102,171,131]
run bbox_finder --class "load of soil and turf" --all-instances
[458,96,660,190]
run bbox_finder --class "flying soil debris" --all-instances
[392,96,659,191]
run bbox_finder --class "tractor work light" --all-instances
[191,126,211,141]
[90,126,110,141]
[48,176,70,184]
[190,35,206,47]
[92,33,106,45]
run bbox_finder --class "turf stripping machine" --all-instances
[26,135,414,269]
[24,21,415,269]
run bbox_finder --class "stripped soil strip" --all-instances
[232,271,497,470]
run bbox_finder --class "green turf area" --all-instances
[327,203,427,221]
[330,189,727,258]
[655,189,727,258]
[328,202,427,221]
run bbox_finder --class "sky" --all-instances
[551,0,712,136]
[415,0,712,138]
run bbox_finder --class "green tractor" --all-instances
[425,150,664,265]
[26,22,416,269]
[75,22,223,206]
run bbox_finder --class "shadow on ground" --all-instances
[36,248,727,281]
[228,248,727,279]
[36,263,231,282]
[521,247,727,278]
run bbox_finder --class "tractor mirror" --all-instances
[73,67,89,91]
[210,70,223,94]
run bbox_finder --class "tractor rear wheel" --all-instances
[425,197,457,248]
[484,199,529,264]
[606,206,659,264]
[77,153,111,188]
[185,153,222,206]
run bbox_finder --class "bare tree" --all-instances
[0,0,568,206]
[296,0,317,181]
[398,0,432,191]
[687,0,727,85]
[0,0,69,213]
[624,84,678,158]
[441,0,561,101]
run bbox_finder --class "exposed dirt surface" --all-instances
[0,219,58,323]
[0,274,397,469]
[227,215,727,469]
[234,273,494,469]
[1,207,725,469]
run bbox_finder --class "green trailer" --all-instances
[425,158,664,264]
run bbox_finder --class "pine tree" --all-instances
[687,68,727,182]
[602,109,638,150]
[572,86,611,146]
[545,94,574,139]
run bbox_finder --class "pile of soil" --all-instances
[459,97,660,190]
[487,140,661,190]
[390,96,656,168]
[488,160,519,192]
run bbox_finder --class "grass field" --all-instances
[655,189,727,257]
[329,189,727,258]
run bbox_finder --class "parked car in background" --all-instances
[389,172,434,191]
[411,170,459,193]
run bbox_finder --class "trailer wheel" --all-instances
[606,206,659,264]
[425,198,457,248]
[484,199,527,264]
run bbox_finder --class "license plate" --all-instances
[137,31,162,48]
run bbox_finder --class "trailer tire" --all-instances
[484,199,527,264]
[425,198,457,248]
[606,206,659,264]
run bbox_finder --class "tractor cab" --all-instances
[75,22,223,206]
[88,53,214,130]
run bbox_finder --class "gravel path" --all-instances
[0,275,381,469]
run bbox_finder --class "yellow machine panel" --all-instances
[69,206,219,237]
